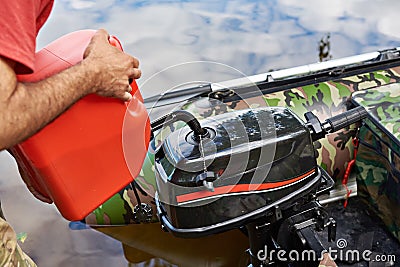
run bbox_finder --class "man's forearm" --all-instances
[0,59,98,150]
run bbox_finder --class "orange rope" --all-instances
[342,137,359,208]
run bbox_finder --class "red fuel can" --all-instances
[11,30,150,221]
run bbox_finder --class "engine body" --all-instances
[155,107,326,236]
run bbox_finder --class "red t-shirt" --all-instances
[0,0,54,74]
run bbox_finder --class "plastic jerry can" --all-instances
[10,30,150,221]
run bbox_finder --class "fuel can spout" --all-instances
[151,110,209,140]
[305,106,368,141]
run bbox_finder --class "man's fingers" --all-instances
[128,68,141,79]
[88,28,140,103]
[132,57,140,68]
[122,91,133,102]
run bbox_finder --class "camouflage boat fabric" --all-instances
[352,83,400,241]
[352,83,400,142]
[85,67,400,226]
[0,217,36,267]
[83,181,158,226]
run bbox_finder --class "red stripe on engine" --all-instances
[176,169,316,203]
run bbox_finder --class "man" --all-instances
[0,1,141,265]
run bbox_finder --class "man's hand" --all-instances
[83,29,141,102]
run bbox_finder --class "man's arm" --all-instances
[0,29,141,150]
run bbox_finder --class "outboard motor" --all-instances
[153,103,367,266]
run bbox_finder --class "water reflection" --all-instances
[37,0,400,98]
[1,0,400,266]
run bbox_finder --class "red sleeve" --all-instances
[0,0,53,74]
